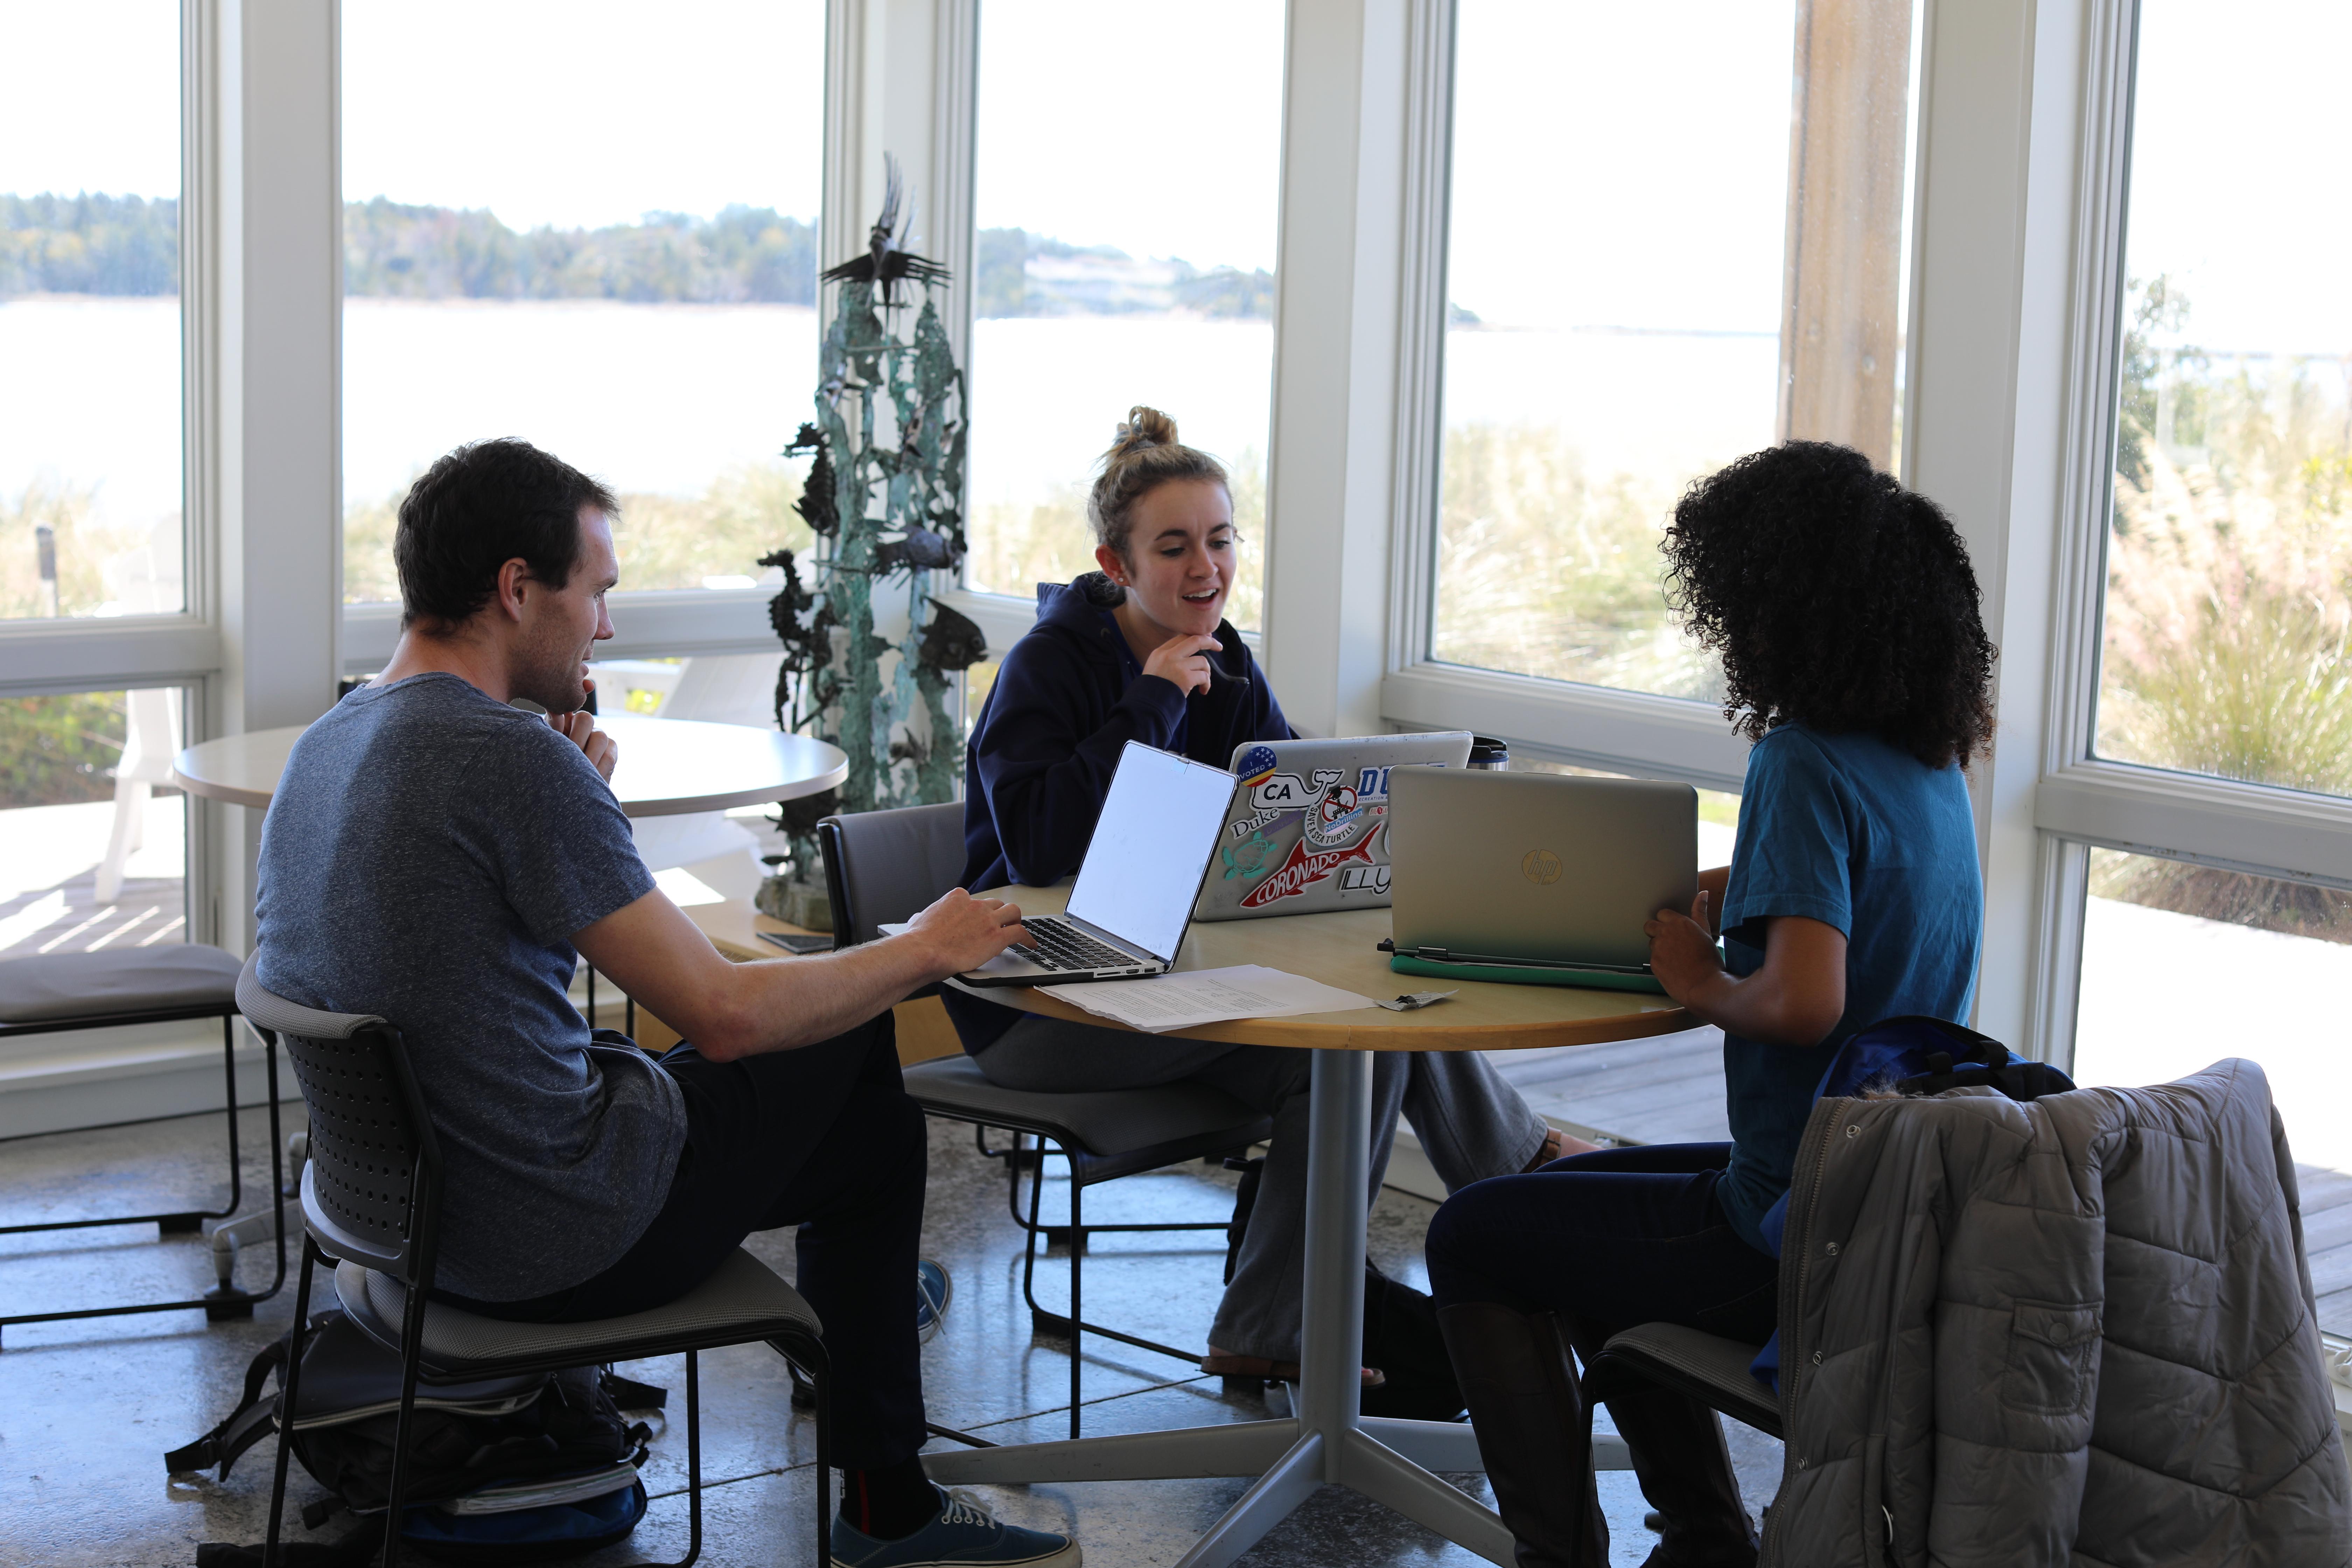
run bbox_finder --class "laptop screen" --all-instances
[1068,743,1240,961]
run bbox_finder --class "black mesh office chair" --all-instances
[0,945,285,1339]
[236,959,834,1568]
[818,802,1272,1438]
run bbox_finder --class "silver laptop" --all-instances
[958,741,1239,987]
[1193,732,1476,921]
[1386,769,1697,976]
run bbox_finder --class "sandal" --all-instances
[1525,1126,1603,1171]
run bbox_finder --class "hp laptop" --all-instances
[1193,732,1476,921]
[1384,769,1696,992]
[957,741,1239,987]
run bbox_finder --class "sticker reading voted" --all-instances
[1234,744,1281,788]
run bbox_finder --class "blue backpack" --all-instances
[171,1309,659,1565]
[1748,1016,2077,1391]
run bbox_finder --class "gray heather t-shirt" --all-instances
[254,673,678,1302]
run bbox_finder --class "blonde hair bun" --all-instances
[1115,406,1180,451]
[1089,404,1229,560]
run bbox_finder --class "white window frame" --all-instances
[1373,0,1754,790]
[0,0,228,945]
[64,0,2342,1052]
[1372,0,2227,1062]
[2026,0,2352,1070]
[334,1,854,679]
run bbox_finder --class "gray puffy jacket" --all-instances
[1763,1059,2348,1567]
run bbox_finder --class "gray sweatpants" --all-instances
[971,1014,1549,1364]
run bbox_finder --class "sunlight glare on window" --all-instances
[338,0,825,604]
[0,2,184,623]
[965,0,1283,631]
[2093,1,2352,801]
[1435,0,1920,700]
[2071,849,2352,1331]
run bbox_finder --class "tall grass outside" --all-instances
[2098,279,2352,801]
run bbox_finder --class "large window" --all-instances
[1434,0,1919,697]
[0,3,185,622]
[2094,0,2352,801]
[964,0,1283,630]
[339,1,825,604]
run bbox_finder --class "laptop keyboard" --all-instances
[1021,917,1141,972]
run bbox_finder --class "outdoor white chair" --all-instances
[94,686,180,905]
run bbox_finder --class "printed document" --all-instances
[1045,965,1378,1034]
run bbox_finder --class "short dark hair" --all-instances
[1662,441,1997,769]
[393,439,618,630]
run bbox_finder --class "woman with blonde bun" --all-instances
[946,407,1575,1404]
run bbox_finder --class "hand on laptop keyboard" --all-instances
[1023,918,1134,972]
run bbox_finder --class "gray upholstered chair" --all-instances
[818,802,1273,1438]
[236,959,834,1568]
[0,944,286,1337]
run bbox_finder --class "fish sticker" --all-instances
[1239,832,1384,909]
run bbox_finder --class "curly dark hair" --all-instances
[1662,442,1996,769]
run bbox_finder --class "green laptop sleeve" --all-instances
[1387,953,1668,995]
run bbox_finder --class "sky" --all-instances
[340,0,824,230]
[0,3,181,199]
[972,0,1286,274]
[3,0,2342,354]
[2124,0,2352,356]
[1447,0,1802,333]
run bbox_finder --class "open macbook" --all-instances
[1385,768,1696,989]
[957,741,1239,987]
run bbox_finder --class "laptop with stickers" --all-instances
[1192,732,1476,922]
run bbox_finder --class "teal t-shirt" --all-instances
[1714,725,1982,1252]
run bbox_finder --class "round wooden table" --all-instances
[170,711,849,818]
[926,882,1688,1568]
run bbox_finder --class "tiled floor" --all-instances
[1,1094,1785,1567]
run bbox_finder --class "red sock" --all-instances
[844,1457,940,1540]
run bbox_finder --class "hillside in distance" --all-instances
[1,194,820,304]
[2,192,1278,321]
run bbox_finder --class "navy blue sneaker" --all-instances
[832,1484,1079,1566]
[916,1258,953,1345]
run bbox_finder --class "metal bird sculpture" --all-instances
[819,154,951,307]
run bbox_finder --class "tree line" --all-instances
[2,194,820,303]
[2,192,1274,320]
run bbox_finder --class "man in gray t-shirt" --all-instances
[256,439,1074,1564]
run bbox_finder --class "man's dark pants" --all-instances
[441,1014,926,1470]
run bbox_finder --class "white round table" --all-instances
[171,711,848,817]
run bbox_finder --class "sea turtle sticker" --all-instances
[1222,830,1280,881]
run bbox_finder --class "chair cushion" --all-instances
[1596,1322,1781,1437]
[902,1052,1269,1159]
[0,943,242,1024]
[335,1249,823,1377]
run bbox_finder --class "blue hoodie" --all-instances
[948,572,1292,1051]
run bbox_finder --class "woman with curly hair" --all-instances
[1424,441,1995,1568]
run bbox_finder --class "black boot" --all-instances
[1435,1301,1608,1568]
[1592,1378,1758,1568]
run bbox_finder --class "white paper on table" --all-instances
[1045,965,1379,1034]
